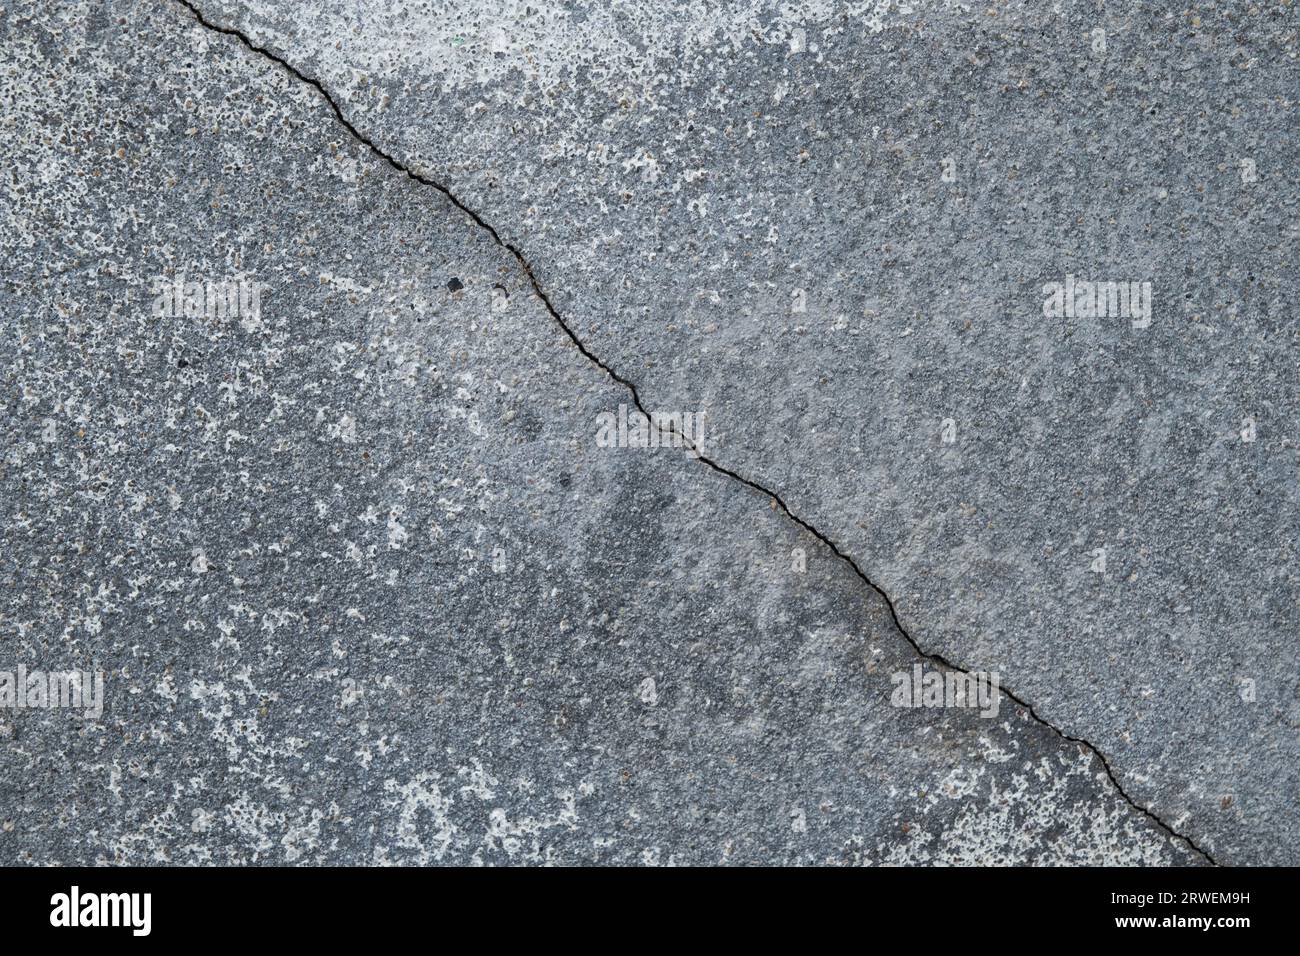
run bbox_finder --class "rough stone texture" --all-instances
[0,0,1290,865]
[170,0,1298,865]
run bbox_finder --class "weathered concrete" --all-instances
[171,0,1297,864]
[0,0,1292,864]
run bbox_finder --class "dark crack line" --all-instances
[170,0,1218,867]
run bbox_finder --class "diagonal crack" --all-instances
[169,0,1218,866]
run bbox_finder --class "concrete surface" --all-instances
[0,0,1293,864]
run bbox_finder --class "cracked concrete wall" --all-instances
[0,0,1293,865]
[165,0,1296,865]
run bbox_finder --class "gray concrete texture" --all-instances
[0,0,1294,864]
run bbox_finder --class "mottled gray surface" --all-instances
[0,0,1292,865]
